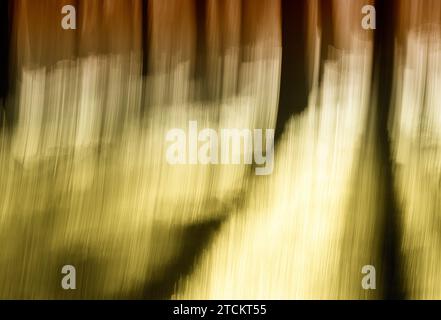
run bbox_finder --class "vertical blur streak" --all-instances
[391,0,441,299]
[0,0,10,125]
[0,0,441,299]
[274,0,308,141]
[370,0,404,299]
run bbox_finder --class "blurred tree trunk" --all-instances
[371,0,405,299]
[275,0,309,141]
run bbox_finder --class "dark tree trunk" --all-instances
[195,0,207,80]
[142,0,150,76]
[194,0,209,101]
[371,0,405,299]
[275,0,309,142]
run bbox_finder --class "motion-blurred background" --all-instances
[0,0,440,299]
